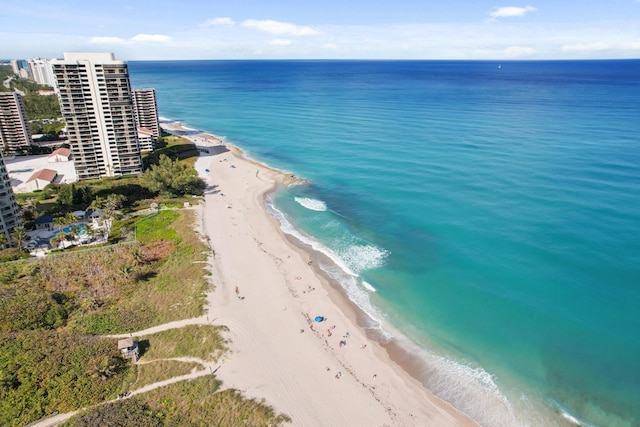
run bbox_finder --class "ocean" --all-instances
[128,60,640,427]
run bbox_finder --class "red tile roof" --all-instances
[26,168,57,183]
[49,147,72,157]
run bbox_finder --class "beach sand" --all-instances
[174,123,478,426]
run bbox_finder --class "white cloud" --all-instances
[473,46,537,58]
[270,39,293,46]
[322,43,338,50]
[89,36,127,45]
[562,41,640,53]
[241,19,320,36]
[201,17,236,27]
[490,5,537,19]
[562,42,611,52]
[131,34,172,43]
[503,46,537,56]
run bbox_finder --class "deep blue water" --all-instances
[129,60,640,427]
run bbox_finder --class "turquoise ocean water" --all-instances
[129,60,640,426]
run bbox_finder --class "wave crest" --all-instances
[337,244,389,274]
[295,197,327,211]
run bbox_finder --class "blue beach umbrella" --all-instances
[314,316,325,322]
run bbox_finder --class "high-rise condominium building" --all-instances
[0,92,33,154]
[0,155,22,244]
[132,88,160,151]
[27,58,58,90]
[10,59,31,80]
[51,52,142,180]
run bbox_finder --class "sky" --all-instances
[1,0,639,60]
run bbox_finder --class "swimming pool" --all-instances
[62,223,88,236]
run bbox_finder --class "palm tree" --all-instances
[68,224,82,242]
[53,213,78,233]
[84,224,97,243]
[49,232,66,248]
[0,232,8,249]
[10,226,29,249]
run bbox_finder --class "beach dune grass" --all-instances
[131,359,203,391]
[138,325,228,362]
[81,209,210,333]
[63,376,291,427]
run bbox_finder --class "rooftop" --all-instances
[26,168,57,183]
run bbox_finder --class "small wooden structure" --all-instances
[117,337,139,363]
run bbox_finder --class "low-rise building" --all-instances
[48,147,72,162]
[24,168,57,192]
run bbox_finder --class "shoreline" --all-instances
[166,120,478,426]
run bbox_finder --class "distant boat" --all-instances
[498,64,502,69]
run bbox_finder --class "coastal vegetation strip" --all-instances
[131,360,203,391]
[61,376,291,427]
[0,134,290,426]
[134,325,228,363]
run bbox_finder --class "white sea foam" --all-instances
[265,195,536,427]
[362,281,377,292]
[561,412,583,426]
[266,196,385,326]
[549,399,588,426]
[295,197,328,211]
[337,243,389,274]
[385,332,526,427]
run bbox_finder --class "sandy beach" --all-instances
[169,121,478,426]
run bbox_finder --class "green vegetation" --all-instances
[0,331,134,427]
[63,376,290,427]
[144,135,200,167]
[29,118,65,137]
[23,92,61,119]
[0,65,61,117]
[132,360,202,391]
[0,64,13,84]
[141,154,205,197]
[0,208,214,425]
[137,325,228,362]
[136,210,181,242]
[0,125,289,426]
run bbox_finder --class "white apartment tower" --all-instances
[132,88,160,151]
[0,155,22,244]
[27,58,58,90]
[51,52,142,180]
[0,92,33,154]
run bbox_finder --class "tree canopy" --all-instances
[23,93,61,119]
[140,154,204,197]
